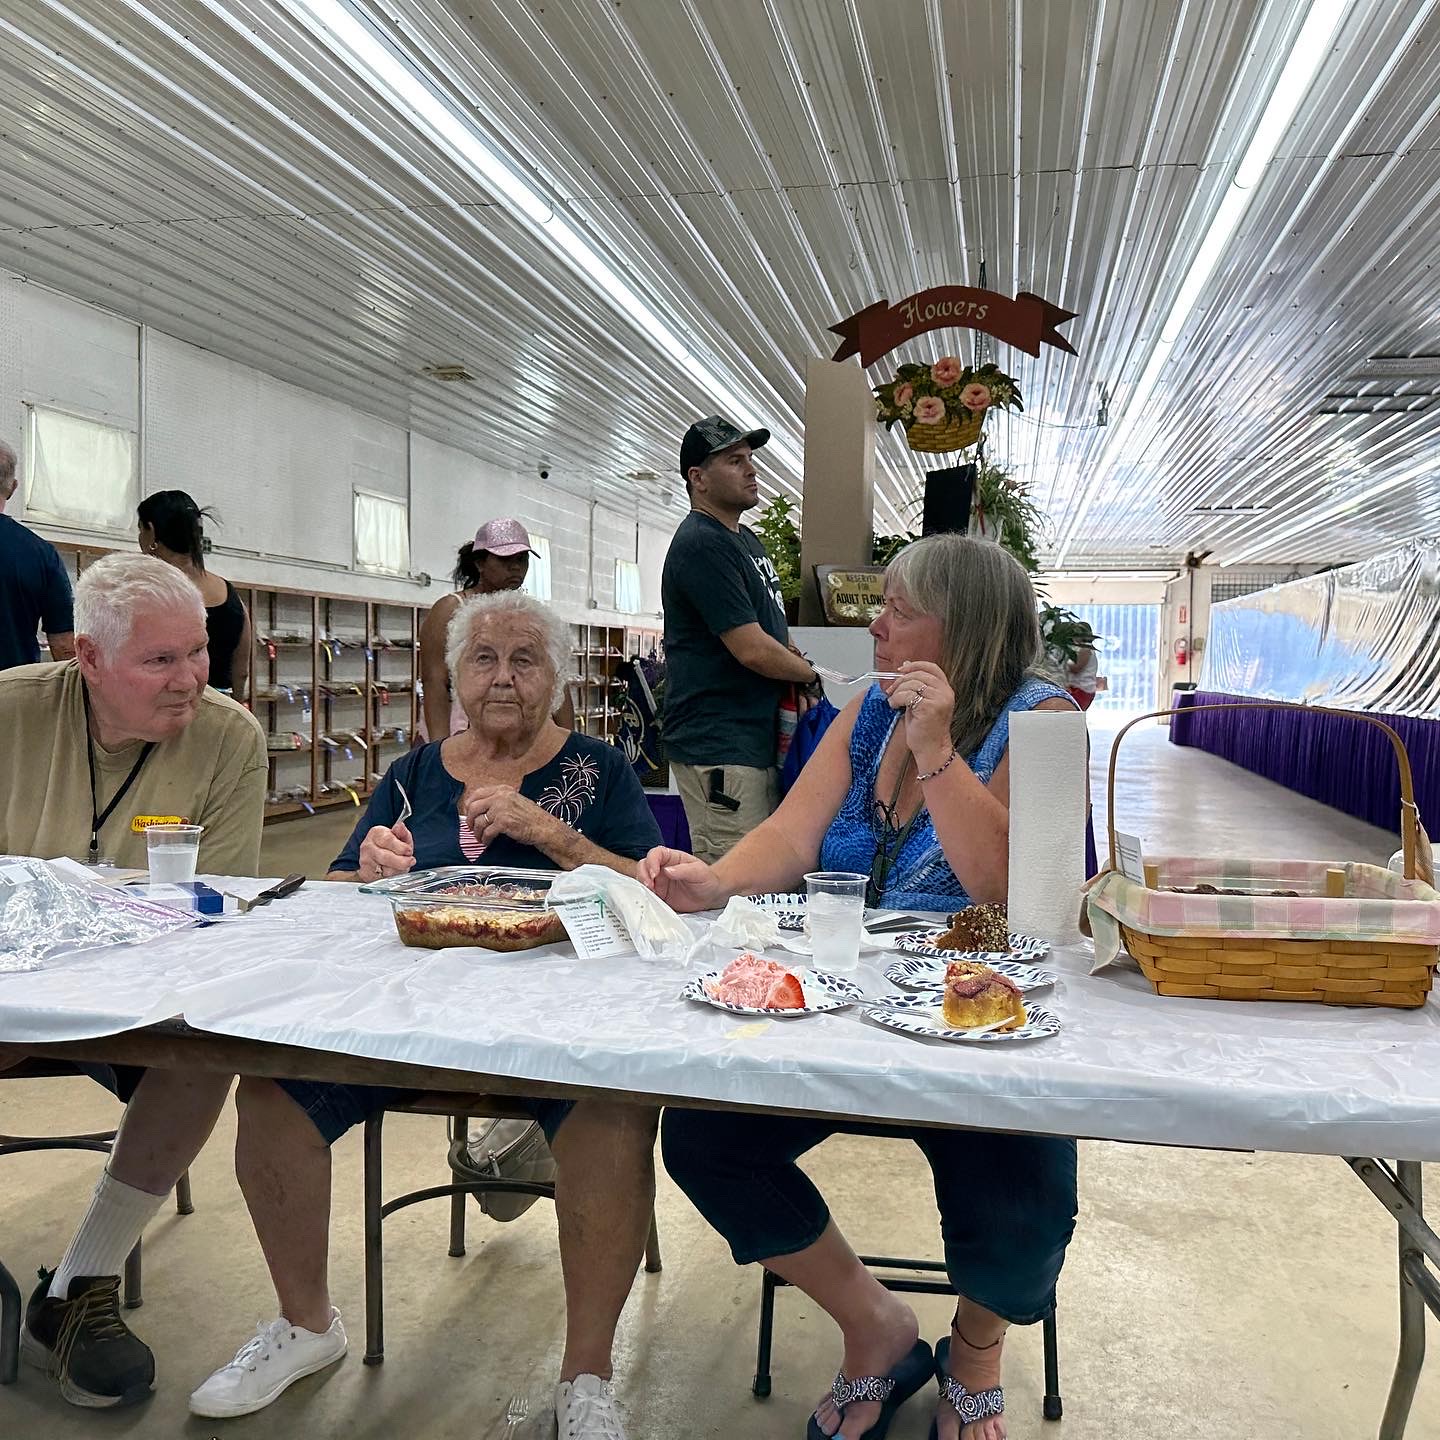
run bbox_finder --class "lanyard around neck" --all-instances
[83,685,156,863]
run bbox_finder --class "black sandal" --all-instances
[927,1336,1006,1439]
[805,1337,933,1440]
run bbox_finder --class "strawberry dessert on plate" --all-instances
[705,953,806,1009]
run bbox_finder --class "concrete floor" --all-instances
[2,719,1436,1438]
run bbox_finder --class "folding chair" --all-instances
[361,1093,661,1365]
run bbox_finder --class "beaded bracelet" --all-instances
[916,747,959,782]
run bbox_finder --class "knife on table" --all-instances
[232,873,306,913]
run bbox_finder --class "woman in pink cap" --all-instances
[419,518,574,738]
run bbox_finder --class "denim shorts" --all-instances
[277,1079,574,1147]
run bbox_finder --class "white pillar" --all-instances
[798,357,877,625]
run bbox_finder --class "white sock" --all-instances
[49,1169,165,1299]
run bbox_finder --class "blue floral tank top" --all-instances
[818,676,1074,913]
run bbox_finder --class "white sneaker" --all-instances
[555,1374,628,1439]
[188,1311,347,1418]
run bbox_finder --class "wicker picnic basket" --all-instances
[1104,702,1440,1008]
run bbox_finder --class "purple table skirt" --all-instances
[1169,690,1430,839]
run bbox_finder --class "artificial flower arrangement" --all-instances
[874,357,1023,453]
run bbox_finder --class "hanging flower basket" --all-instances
[874,359,1023,456]
[903,409,985,454]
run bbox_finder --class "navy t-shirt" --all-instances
[0,514,73,672]
[660,510,789,768]
[332,734,662,873]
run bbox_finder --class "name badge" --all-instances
[131,815,186,833]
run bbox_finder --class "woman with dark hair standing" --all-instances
[137,490,252,695]
[418,517,574,739]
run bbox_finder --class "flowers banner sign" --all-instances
[829,286,1078,367]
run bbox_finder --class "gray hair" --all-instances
[885,534,1044,758]
[74,552,207,655]
[445,590,570,710]
[0,439,16,500]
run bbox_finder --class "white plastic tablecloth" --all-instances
[3,880,1439,1161]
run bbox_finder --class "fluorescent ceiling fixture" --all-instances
[283,0,800,494]
[1220,454,1435,564]
[1359,355,1440,377]
[1054,0,1346,564]
[1190,504,1271,515]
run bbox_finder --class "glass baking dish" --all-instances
[365,866,567,952]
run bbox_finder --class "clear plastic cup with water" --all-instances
[145,824,205,884]
[804,871,867,972]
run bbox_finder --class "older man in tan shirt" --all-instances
[0,552,265,1409]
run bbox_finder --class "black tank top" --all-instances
[205,579,246,690]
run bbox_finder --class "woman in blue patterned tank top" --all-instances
[641,536,1081,1440]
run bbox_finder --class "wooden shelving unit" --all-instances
[49,544,664,820]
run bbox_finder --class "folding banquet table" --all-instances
[2,879,1436,1436]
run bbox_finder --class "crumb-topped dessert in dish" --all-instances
[941,959,1027,1031]
[393,881,565,951]
[933,903,1011,953]
[704,953,805,1010]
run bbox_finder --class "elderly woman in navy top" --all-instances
[639,536,1079,1440]
[189,591,661,1440]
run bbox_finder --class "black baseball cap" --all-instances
[679,415,771,477]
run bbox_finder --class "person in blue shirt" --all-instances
[190,591,661,1440]
[641,536,1081,1440]
[0,439,75,670]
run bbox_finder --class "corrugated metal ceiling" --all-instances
[0,0,1436,564]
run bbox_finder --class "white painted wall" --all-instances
[0,273,677,621]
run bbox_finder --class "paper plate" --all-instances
[863,999,1060,1043]
[681,966,861,1016]
[741,892,808,931]
[891,929,1050,962]
[883,956,1056,993]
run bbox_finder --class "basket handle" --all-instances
[1106,701,1426,883]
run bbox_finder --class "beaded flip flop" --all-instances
[927,1337,1005,1439]
[804,1338,933,1440]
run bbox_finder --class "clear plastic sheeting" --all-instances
[0,857,196,974]
[1203,539,1440,714]
[1,883,1438,1161]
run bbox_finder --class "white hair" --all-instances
[445,590,570,710]
[0,439,16,500]
[74,552,206,655]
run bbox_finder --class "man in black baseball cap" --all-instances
[661,416,817,858]
[677,415,771,491]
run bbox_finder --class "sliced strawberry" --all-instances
[765,973,806,1010]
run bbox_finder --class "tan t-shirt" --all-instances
[0,661,268,876]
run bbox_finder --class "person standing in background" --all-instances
[137,490,252,696]
[418,517,574,739]
[662,416,818,860]
[0,437,75,671]
[1066,624,1100,711]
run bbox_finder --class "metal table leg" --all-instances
[1348,1158,1437,1440]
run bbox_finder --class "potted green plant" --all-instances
[1039,603,1099,664]
[752,495,803,624]
[971,462,1045,572]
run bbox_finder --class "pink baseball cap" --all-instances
[474,518,538,557]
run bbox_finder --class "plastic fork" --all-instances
[810,664,900,685]
[505,1393,529,1429]
[395,779,413,828]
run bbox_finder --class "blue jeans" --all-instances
[661,1109,1077,1325]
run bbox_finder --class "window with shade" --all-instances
[23,405,138,533]
[614,558,642,614]
[353,488,410,576]
[521,534,552,601]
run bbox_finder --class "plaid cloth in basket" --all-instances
[1086,856,1440,971]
